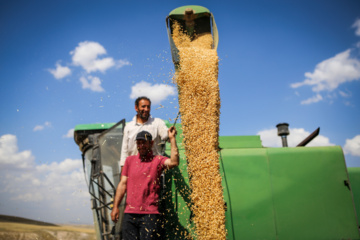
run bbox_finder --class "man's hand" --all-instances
[111,207,120,223]
[168,126,177,140]
[110,176,127,223]
[164,126,179,169]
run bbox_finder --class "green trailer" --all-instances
[74,119,360,240]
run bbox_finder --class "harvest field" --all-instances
[0,215,96,240]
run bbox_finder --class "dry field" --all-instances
[0,215,96,240]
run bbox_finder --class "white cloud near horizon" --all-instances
[344,135,360,157]
[130,81,176,105]
[258,127,334,148]
[63,128,74,138]
[71,41,116,73]
[0,134,91,224]
[33,121,51,132]
[48,63,71,79]
[80,75,105,92]
[291,49,360,94]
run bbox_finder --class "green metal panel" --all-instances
[220,148,277,240]
[349,167,360,224]
[268,147,360,240]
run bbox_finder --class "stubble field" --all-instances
[0,215,96,240]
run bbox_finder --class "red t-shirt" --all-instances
[121,153,167,214]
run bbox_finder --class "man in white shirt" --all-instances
[120,96,169,168]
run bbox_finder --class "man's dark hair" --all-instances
[135,96,151,107]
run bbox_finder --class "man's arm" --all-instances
[164,126,179,169]
[111,175,128,223]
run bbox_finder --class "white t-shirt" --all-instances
[120,116,169,166]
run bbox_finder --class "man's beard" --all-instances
[138,111,149,120]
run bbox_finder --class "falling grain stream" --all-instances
[172,22,227,240]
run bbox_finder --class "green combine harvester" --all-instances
[74,119,360,240]
[74,5,360,240]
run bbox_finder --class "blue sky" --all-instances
[1,0,360,225]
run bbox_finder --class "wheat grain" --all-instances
[172,22,226,240]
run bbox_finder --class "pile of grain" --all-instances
[172,22,226,240]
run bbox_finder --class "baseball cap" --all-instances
[136,131,152,141]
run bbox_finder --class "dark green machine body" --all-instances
[75,120,360,240]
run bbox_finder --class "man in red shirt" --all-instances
[111,126,179,239]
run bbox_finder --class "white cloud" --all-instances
[0,134,91,224]
[116,59,131,68]
[344,135,360,157]
[33,125,44,131]
[37,158,82,173]
[130,81,176,105]
[300,93,323,105]
[80,75,105,92]
[63,128,74,138]
[50,41,130,93]
[291,49,360,94]
[344,101,352,106]
[258,127,334,148]
[352,19,360,36]
[70,41,115,73]
[339,90,351,98]
[12,192,44,202]
[48,63,71,79]
[33,121,51,132]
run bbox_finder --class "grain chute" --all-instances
[166,5,219,65]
